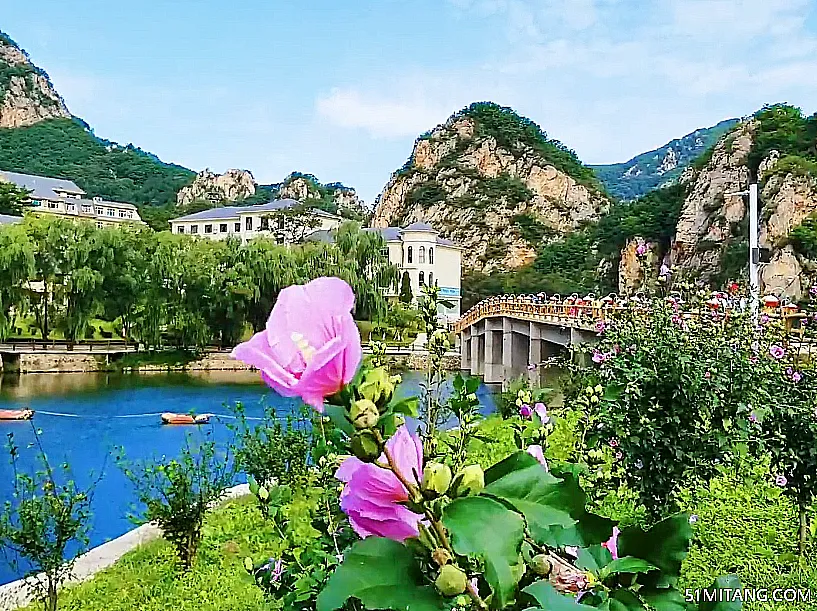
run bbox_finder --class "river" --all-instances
[0,369,497,584]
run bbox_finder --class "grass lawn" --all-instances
[22,417,817,611]
[31,497,276,611]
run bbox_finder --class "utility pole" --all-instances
[748,183,760,321]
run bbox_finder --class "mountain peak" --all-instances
[0,30,71,128]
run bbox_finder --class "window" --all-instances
[429,272,434,286]
[234,222,240,232]
[277,216,285,229]
[119,210,127,218]
[82,204,92,213]
[407,246,413,264]
[67,203,75,211]
[177,226,185,234]
[191,225,198,234]
[419,271,425,286]
[107,208,115,217]
[220,223,228,233]
[260,216,270,230]
[96,222,104,229]
[245,217,253,230]
[380,247,389,259]
[48,202,58,209]
[429,247,433,264]
[419,246,425,264]
[204,224,213,234]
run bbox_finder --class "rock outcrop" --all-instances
[176,169,256,206]
[372,104,609,272]
[618,238,660,295]
[276,175,367,218]
[0,33,71,128]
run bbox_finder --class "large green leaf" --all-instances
[618,514,692,588]
[598,557,659,580]
[601,590,647,611]
[316,538,443,611]
[484,451,539,485]
[522,580,596,610]
[640,588,693,611]
[698,574,743,611]
[323,404,355,437]
[483,465,578,541]
[576,545,613,572]
[389,396,419,417]
[443,496,525,608]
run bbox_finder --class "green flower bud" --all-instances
[585,386,594,396]
[243,557,254,572]
[435,564,468,596]
[467,393,477,402]
[359,367,396,408]
[454,595,470,607]
[451,465,484,497]
[422,462,452,496]
[350,399,380,429]
[590,395,600,404]
[530,554,551,576]
[594,384,603,394]
[350,430,381,462]
[431,547,453,566]
[258,486,270,501]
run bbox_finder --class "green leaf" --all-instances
[603,590,647,611]
[603,383,625,401]
[523,580,596,610]
[323,405,354,437]
[483,465,578,544]
[443,496,524,608]
[316,538,443,611]
[698,574,743,611]
[618,514,692,588]
[484,451,539,485]
[599,557,659,580]
[640,588,693,611]
[389,396,419,418]
[576,545,613,572]
[465,376,481,394]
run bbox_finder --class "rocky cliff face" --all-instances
[277,175,367,219]
[176,169,256,206]
[372,104,609,272]
[0,33,71,128]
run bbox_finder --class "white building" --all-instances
[368,222,463,321]
[169,199,343,243]
[0,170,143,227]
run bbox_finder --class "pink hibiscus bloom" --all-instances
[526,445,548,470]
[335,426,424,541]
[231,277,362,411]
[602,526,620,559]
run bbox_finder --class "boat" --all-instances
[160,412,210,425]
[0,409,34,421]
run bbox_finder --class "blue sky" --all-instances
[4,0,817,203]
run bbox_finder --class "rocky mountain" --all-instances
[372,102,609,272]
[591,118,739,201]
[177,168,256,206]
[620,104,817,302]
[269,172,368,219]
[0,32,71,128]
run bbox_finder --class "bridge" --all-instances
[0,340,139,373]
[454,299,611,384]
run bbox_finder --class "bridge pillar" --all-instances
[460,327,471,371]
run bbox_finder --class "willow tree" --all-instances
[0,223,34,340]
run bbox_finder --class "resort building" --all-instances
[368,222,463,321]
[0,170,144,227]
[169,199,343,243]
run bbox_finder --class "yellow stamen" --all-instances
[291,332,316,364]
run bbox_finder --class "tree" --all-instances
[264,204,321,244]
[0,223,34,339]
[0,182,28,216]
[399,271,413,304]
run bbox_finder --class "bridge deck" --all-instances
[0,341,139,354]
[453,302,611,333]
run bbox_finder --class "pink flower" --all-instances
[704,371,711,379]
[660,264,670,277]
[231,277,362,411]
[335,426,424,541]
[792,371,803,383]
[526,445,548,469]
[595,320,607,334]
[534,402,550,423]
[591,349,606,364]
[636,243,647,256]
[775,474,788,488]
[519,404,533,418]
[602,527,620,559]
[769,345,785,359]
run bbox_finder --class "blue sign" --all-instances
[439,287,460,297]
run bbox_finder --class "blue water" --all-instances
[0,370,496,584]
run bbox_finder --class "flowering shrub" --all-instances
[232,278,742,611]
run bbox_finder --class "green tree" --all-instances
[399,271,413,304]
[0,182,28,216]
[0,223,34,339]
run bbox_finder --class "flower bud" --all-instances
[243,557,254,572]
[451,465,484,497]
[358,367,395,409]
[594,384,603,394]
[590,395,600,404]
[350,399,380,429]
[435,564,468,596]
[422,462,452,497]
[258,486,270,501]
[530,554,551,576]
[350,430,381,462]
[431,547,453,566]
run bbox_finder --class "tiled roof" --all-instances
[0,214,22,225]
[403,221,436,232]
[0,170,85,199]
[171,199,340,222]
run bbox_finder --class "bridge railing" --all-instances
[0,339,138,353]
